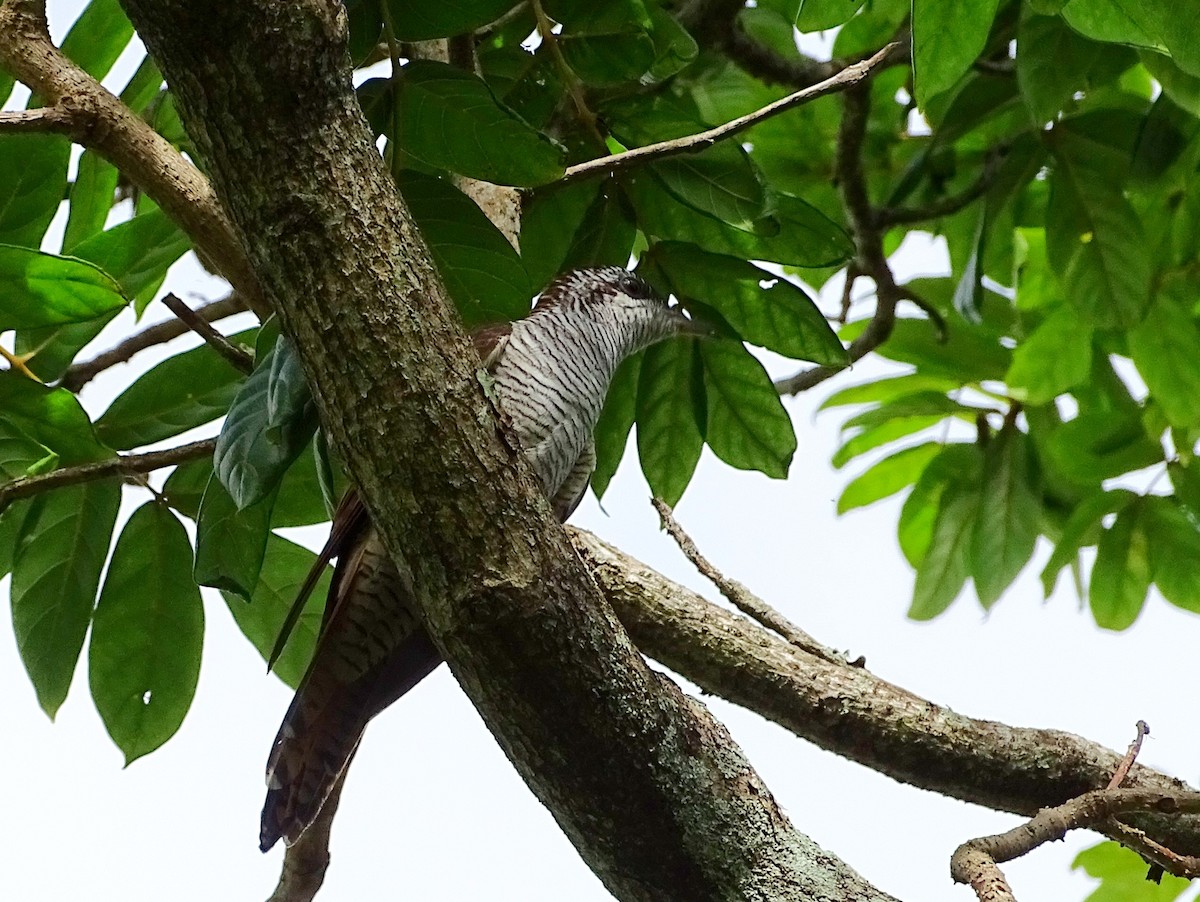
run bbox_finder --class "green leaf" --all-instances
[1005,305,1093,405]
[1060,0,1163,52]
[624,173,853,268]
[1044,410,1163,487]
[1073,841,1193,902]
[848,317,1011,381]
[0,245,127,331]
[215,337,318,510]
[193,473,274,600]
[560,30,657,86]
[272,440,339,528]
[0,498,33,581]
[646,243,847,365]
[970,429,1042,608]
[117,55,165,114]
[560,181,637,271]
[592,352,641,500]
[700,340,796,478]
[60,0,134,80]
[392,62,565,186]
[1089,498,1150,630]
[839,443,941,514]
[223,534,331,689]
[794,0,867,30]
[636,340,705,506]
[396,171,530,327]
[0,133,71,248]
[1142,496,1200,613]
[0,373,110,465]
[951,209,986,324]
[833,416,944,469]
[96,329,255,449]
[1046,144,1151,328]
[521,180,603,290]
[62,151,120,252]
[645,2,698,80]
[161,457,213,520]
[819,373,960,410]
[1017,14,1102,124]
[909,482,979,620]
[912,0,1003,109]
[1040,489,1135,597]
[88,502,203,764]
[898,443,983,567]
[11,480,121,718]
[384,0,518,41]
[1128,285,1200,430]
[0,419,58,481]
[840,391,982,432]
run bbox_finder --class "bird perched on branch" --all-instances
[260,266,701,851]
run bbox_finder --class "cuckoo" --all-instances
[260,267,700,851]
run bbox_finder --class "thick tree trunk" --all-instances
[114,2,895,899]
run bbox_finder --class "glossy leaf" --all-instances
[1005,305,1093,405]
[909,482,979,620]
[193,473,275,600]
[0,373,110,464]
[970,429,1042,608]
[223,534,331,689]
[839,443,941,514]
[1089,499,1150,630]
[63,151,120,252]
[592,352,641,500]
[0,133,71,248]
[89,502,203,764]
[215,337,318,510]
[700,340,796,478]
[636,340,705,506]
[397,171,530,327]
[391,62,565,186]
[1060,0,1162,52]
[0,245,127,332]
[60,0,134,80]
[11,480,121,718]
[97,329,255,449]
[912,0,1002,108]
[646,243,847,365]
[0,419,58,481]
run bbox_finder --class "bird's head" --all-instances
[534,267,708,348]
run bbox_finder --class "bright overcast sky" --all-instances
[4,5,1200,902]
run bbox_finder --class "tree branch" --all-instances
[0,439,214,512]
[874,145,1008,228]
[570,529,1200,859]
[160,293,254,374]
[0,0,266,315]
[59,293,246,392]
[557,42,902,187]
[0,105,73,131]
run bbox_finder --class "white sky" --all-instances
[4,5,1200,901]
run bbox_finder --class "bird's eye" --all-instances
[620,272,649,299]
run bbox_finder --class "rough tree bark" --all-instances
[112,1,894,899]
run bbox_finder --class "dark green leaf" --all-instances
[700,340,796,478]
[625,173,852,267]
[0,245,127,331]
[384,0,518,41]
[223,534,331,689]
[1143,496,1200,613]
[272,441,338,528]
[60,0,134,80]
[0,373,110,464]
[646,243,847,365]
[521,180,602,290]
[161,457,213,520]
[392,61,565,186]
[1089,498,1150,630]
[1005,305,1093,405]
[1128,285,1200,430]
[636,340,705,506]
[560,31,656,86]
[215,337,318,510]
[1040,490,1135,597]
[396,171,530,327]
[11,480,121,717]
[63,151,120,252]
[88,501,203,764]
[909,482,979,620]
[96,329,255,449]
[592,352,641,500]
[1046,146,1151,328]
[0,134,71,248]
[839,443,941,514]
[0,498,33,581]
[0,419,57,481]
[971,429,1042,608]
[1017,14,1101,124]
[1060,0,1163,51]
[912,0,1002,108]
[560,182,637,271]
[645,2,698,80]
[194,473,274,600]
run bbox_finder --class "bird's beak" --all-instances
[667,299,718,338]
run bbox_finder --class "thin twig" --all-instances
[557,42,902,187]
[0,343,40,380]
[0,106,74,131]
[1104,819,1200,880]
[951,788,1200,901]
[0,438,215,511]
[60,293,246,392]
[1107,720,1151,790]
[874,145,1009,228]
[651,498,859,667]
[160,293,254,374]
[530,0,604,147]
